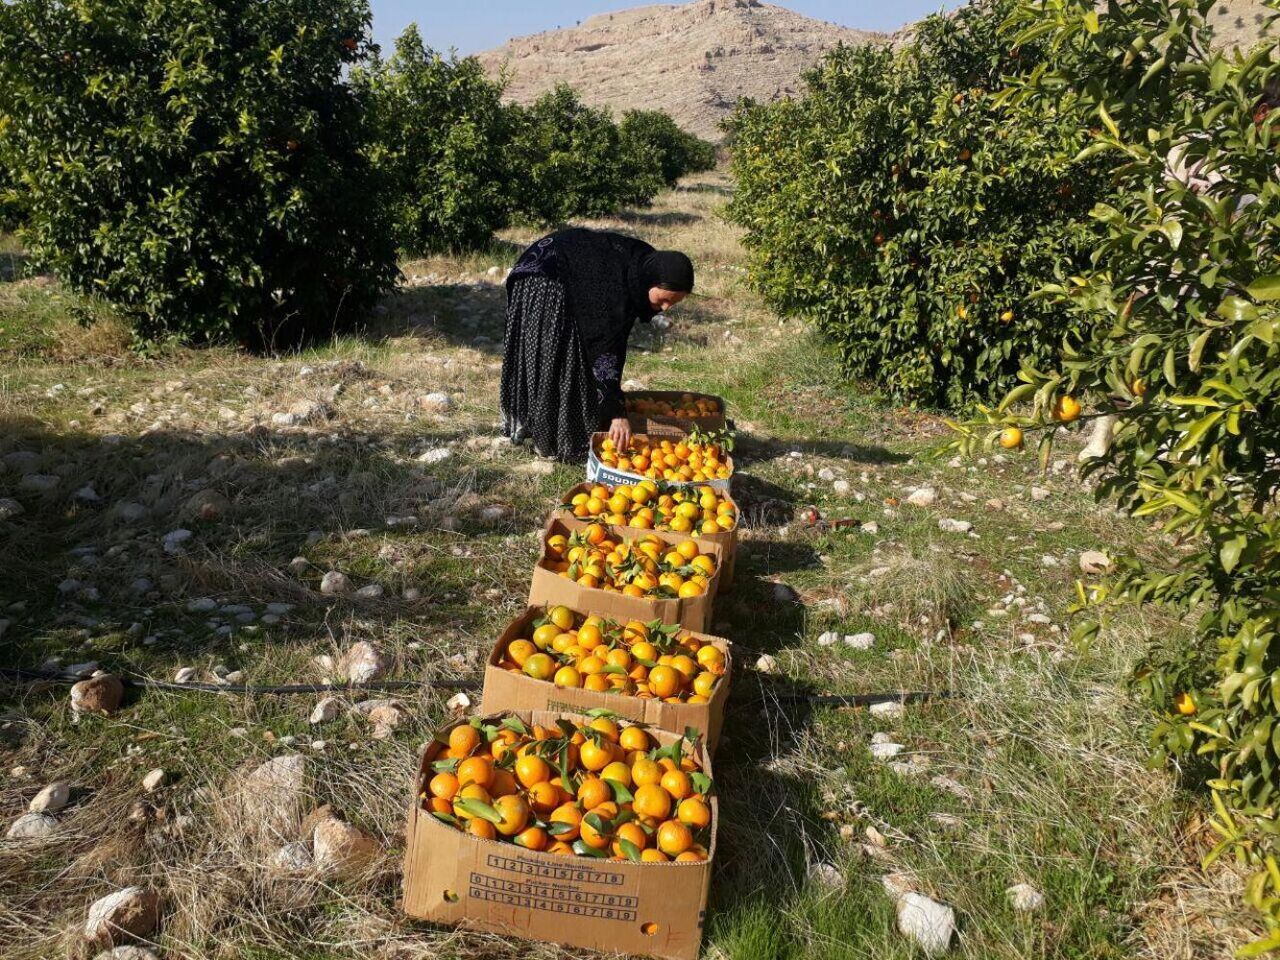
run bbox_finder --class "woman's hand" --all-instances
[608,417,631,451]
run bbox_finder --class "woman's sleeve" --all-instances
[591,351,626,424]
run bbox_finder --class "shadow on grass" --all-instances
[0,415,520,671]
[612,209,704,228]
[0,250,33,282]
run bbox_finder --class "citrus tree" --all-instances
[619,110,717,189]
[956,0,1280,945]
[0,0,397,345]
[357,25,513,254]
[506,85,662,226]
[725,0,1118,406]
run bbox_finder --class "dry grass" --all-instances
[0,170,1256,959]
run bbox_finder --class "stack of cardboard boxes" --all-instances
[402,392,736,960]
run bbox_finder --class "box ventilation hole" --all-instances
[641,922,661,936]
[443,890,459,903]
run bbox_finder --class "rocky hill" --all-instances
[477,0,885,140]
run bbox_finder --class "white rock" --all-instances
[845,632,875,650]
[445,691,471,713]
[817,631,839,647]
[19,474,59,493]
[161,529,192,554]
[755,654,779,674]
[310,697,341,725]
[72,484,101,503]
[271,841,314,872]
[7,812,57,838]
[141,769,166,792]
[808,861,844,888]
[897,892,955,955]
[320,571,352,595]
[1006,882,1045,912]
[1078,413,1117,461]
[817,467,836,482]
[870,701,904,718]
[95,946,161,960]
[486,265,501,277]
[173,667,197,684]
[417,392,454,414]
[186,597,218,613]
[479,505,508,521]
[1029,486,1051,501]
[343,641,390,683]
[417,447,452,464]
[403,587,423,601]
[937,518,973,534]
[241,755,307,841]
[30,782,71,813]
[0,498,24,520]
[1079,550,1114,575]
[83,886,161,947]
[906,487,937,508]
[862,520,879,534]
[870,742,905,760]
[313,818,379,876]
[354,584,384,599]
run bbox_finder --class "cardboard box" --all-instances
[531,515,724,633]
[556,481,738,590]
[480,606,732,750]
[587,432,734,493]
[625,390,727,437]
[402,709,717,960]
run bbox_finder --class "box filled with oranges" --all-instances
[480,605,731,750]
[624,390,727,437]
[530,516,725,632]
[587,432,734,492]
[402,710,717,960]
[557,481,739,588]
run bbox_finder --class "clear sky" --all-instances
[370,1,958,55]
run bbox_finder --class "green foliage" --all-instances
[357,26,512,254]
[0,0,398,346]
[0,129,22,231]
[619,110,717,188]
[506,85,662,226]
[725,0,1117,407]
[959,0,1280,946]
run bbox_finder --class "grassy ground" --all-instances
[0,176,1254,959]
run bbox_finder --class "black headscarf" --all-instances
[640,251,695,294]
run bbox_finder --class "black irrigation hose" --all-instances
[1,666,955,708]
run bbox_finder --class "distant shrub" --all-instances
[358,25,513,254]
[726,0,1116,407]
[506,85,662,225]
[0,0,398,345]
[619,110,718,187]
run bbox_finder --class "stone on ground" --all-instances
[896,892,955,955]
[29,781,70,813]
[1079,550,1114,574]
[83,887,161,948]
[70,675,124,715]
[1006,882,1045,912]
[320,571,352,595]
[906,487,937,507]
[7,812,58,839]
[239,754,307,842]
[312,817,379,876]
[342,641,390,683]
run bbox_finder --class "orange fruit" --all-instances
[612,822,650,858]
[620,726,651,753]
[601,760,633,789]
[548,605,575,629]
[589,718,620,742]
[661,769,693,800]
[457,756,494,789]
[507,639,536,666]
[554,666,582,688]
[1174,692,1196,715]
[523,653,555,680]
[577,776,611,810]
[1053,395,1081,423]
[453,783,492,819]
[493,795,531,837]
[999,426,1023,450]
[549,803,582,841]
[693,671,717,698]
[656,819,693,856]
[428,772,459,800]
[527,781,560,814]
[448,725,481,757]
[633,783,672,820]
[488,768,519,798]
[426,796,453,815]
[632,757,662,787]
[515,754,551,788]
[579,739,613,772]
[640,848,670,862]
[514,826,548,851]
[466,817,497,840]
[677,797,711,829]
[580,814,611,850]
[648,665,681,699]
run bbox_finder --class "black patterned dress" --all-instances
[500,229,656,462]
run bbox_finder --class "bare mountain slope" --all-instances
[477,0,885,140]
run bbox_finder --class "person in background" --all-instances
[500,227,694,462]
